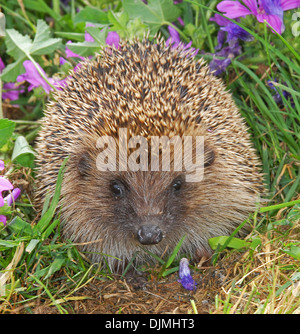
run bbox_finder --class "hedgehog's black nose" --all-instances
[137,225,163,245]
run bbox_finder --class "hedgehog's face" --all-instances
[71,147,207,248]
[77,160,189,246]
[106,172,188,246]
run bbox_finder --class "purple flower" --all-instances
[17,60,65,94]
[210,14,253,49]
[178,258,197,291]
[267,79,292,104]
[178,17,184,26]
[4,188,21,207]
[106,31,120,48]
[65,41,86,61]
[2,82,25,101]
[166,26,199,57]
[0,177,13,207]
[0,161,21,226]
[217,0,300,34]
[222,23,253,42]
[209,40,242,75]
[166,26,181,47]
[59,57,67,65]
[209,57,232,75]
[17,60,53,94]
[0,57,5,72]
[85,23,95,43]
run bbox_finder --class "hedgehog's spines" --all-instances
[35,37,263,269]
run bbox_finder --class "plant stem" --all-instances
[199,4,214,53]
[27,55,57,92]
[260,198,300,213]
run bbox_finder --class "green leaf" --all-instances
[5,28,32,60]
[23,0,61,20]
[25,239,40,253]
[0,240,19,248]
[123,0,181,33]
[35,157,68,235]
[165,235,186,269]
[0,119,15,149]
[1,57,26,82]
[107,11,128,32]
[8,216,33,236]
[31,20,62,55]
[250,238,262,250]
[66,41,102,57]
[161,266,179,277]
[283,245,300,260]
[287,203,300,222]
[208,236,250,250]
[42,218,60,239]
[12,136,36,168]
[55,32,85,42]
[2,21,62,82]
[74,7,109,25]
[0,203,12,216]
[44,255,65,279]
[85,25,108,44]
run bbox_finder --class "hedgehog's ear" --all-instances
[77,151,92,178]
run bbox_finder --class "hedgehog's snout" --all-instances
[137,224,163,245]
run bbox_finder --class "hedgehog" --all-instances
[35,37,263,272]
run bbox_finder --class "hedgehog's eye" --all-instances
[171,178,182,192]
[111,181,125,198]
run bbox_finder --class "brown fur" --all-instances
[35,37,263,271]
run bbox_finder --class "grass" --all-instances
[0,0,299,314]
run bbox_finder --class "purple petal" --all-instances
[59,57,67,65]
[261,0,283,18]
[85,23,95,42]
[17,60,53,94]
[0,160,4,171]
[178,17,184,26]
[217,1,253,18]
[280,0,300,10]
[210,13,231,26]
[209,57,232,75]
[0,215,7,226]
[257,13,283,33]
[0,177,14,194]
[217,41,242,57]
[66,41,85,60]
[85,32,94,42]
[106,31,120,48]
[222,22,253,42]
[2,82,25,101]
[242,0,258,14]
[166,26,181,47]
[216,30,227,50]
[178,258,197,291]
[265,14,284,33]
[4,188,21,206]
[0,57,5,73]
